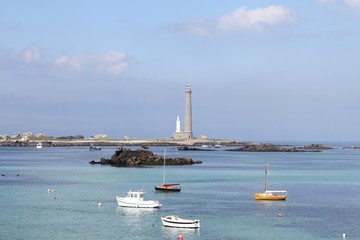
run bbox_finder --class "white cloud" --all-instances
[345,0,360,8]
[0,47,130,79]
[216,5,295,32]
[172,5,294,36]
[182,19,212,37]
[317,0,360,9]
[21,46,42,62]
[53,51,129,77]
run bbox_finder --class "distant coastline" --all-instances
[1,132,358,151]
[0,138,238,147]
[0,137,349,152]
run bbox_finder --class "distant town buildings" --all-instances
[0,132,108,141]
[172,84,193,140]
[89,134,108,140]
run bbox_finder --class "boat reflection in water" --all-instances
[115,206,158,217]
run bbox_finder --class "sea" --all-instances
[0,142,359,240]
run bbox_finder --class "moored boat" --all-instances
[36,143,43,149]
[161,215,200,228]
[254,190,287,200]
[89,145,101,151]
[254,164,287,201]
[214,142,221,148]
[155,150,181,192]
[116,190,161,208]
[155,183,181,192]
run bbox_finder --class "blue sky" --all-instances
[1,0,360,141]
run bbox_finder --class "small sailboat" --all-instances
[254,164,287,201]
[155,150,181,192]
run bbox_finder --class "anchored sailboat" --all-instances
[155,150,181,192]
[254,164,287,200]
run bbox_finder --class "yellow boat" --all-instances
[254,164,287,201]
[254,191,287,200]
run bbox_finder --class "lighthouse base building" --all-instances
[172,84,193,140]
[172,131,192,140]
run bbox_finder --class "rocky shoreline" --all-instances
[227,143,333,152]
[0,138,337,152]
[0,138,236,147]
[89,147,202,167]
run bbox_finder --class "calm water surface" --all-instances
[0,144,359,240]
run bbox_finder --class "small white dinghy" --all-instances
[161,215,200,228]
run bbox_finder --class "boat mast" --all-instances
[162,149,166,185]
[264,164,267,192]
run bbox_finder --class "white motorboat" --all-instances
[116,190,161,208]
[161,215,200,228]
[36,143,43,149]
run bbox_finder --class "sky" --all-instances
[1,0,360,142]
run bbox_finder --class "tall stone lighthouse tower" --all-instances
[172,84,193,140]
[183,84,193,139]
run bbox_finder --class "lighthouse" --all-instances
[172,84,193,140]
[175,116,181,133]
[184,84,193,138]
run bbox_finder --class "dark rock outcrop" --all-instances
[227,143,320,152]
[0,140,53,147]
[302,144,333,150]
[89,147,202,167]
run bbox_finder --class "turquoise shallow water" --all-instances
[0,145,359,240]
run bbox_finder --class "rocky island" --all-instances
[226,143,333,152]
[89,147,202,167]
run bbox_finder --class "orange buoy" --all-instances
[278,213,282,218]
[178,233,184,240]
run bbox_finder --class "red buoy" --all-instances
[278,213,282,218]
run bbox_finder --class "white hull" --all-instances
[116,196,161,208]
[161,215,200,228]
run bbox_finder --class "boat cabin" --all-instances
[127,191,144,201]
[265,190,287,196]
